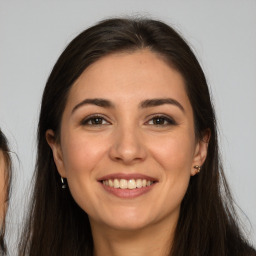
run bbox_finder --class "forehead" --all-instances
[65,49,191,111]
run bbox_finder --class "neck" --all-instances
[90,217,177,256]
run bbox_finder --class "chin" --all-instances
[105,218,151,232]
[97,208,156,231]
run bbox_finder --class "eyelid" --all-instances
[145,114,177,125]
[79,113,177,126]
[80,114,111,125]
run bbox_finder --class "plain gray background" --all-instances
[1,1,255,253]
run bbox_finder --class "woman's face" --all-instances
[0,150,6,222]
[48,50,208,231]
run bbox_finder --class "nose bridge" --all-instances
[109,118,146,164]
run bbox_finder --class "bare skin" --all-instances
[91,215,175,256]
[0,151,6,223]
[47,49,209,256]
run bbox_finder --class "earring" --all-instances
[193,165,201,174]
[61,177,67,189]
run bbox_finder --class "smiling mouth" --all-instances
[98,174,158,198]
[101,178,155,190]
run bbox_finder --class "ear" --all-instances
[191,129,211,176]
[46,129,67,178]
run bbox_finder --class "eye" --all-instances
[146,115,176,126]
[81,115,110,126]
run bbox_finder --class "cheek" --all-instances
[147,132,195,209]
[62,132,107,177]
[149,131,196,172]
[0,166,6,221]
[60,132,109,214]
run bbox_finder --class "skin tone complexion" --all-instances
[0,151,6,223]
[47,49,209,256]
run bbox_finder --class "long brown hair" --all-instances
[0,129,12,255]
[19,18,256,255]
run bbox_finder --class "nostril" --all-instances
[108,135,147,164]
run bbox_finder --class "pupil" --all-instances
[93,118,102,124]
[154,118,164,125]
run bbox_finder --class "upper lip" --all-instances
[98,173,158,182]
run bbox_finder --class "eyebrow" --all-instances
[72,97,184,114]
[72,98,114,113]
[140,98,184,112]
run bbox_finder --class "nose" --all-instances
[109,124,147,165]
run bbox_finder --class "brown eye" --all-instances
[152,117,166,125]
[81,116,110,126]
[147,115,176,126]
[90,117,104,125]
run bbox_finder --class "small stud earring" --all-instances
[193,165,201,174]
[61,177,67,189]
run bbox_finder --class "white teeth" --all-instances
[108,179,114,187]
[127,179,136,189]
[136,179,142,188]
[120,179,128,189]
[113,179,120,188]
[102,178,154,189]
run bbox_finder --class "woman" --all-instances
[19,18,256,255]
[0,130,11,255]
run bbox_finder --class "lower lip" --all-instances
[100,182,156,199]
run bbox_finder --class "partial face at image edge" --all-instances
[0,150,7,224]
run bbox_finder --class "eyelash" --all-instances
[80,114,177,127]
[145,115,177,126]
[80,114,110,126]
